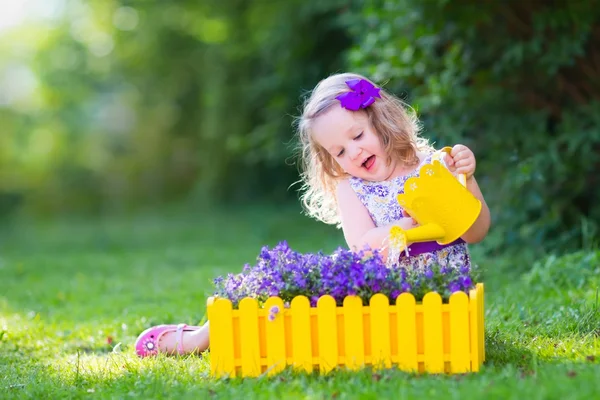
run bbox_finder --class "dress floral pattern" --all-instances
[348,153,471,272]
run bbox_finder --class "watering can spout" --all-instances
[389,223,446,252]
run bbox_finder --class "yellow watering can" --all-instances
[389,147,482,255]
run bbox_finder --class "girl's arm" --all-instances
[461,176,491,243]
[443,144,491,243]
[336,179,414,259]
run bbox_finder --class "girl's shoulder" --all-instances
[337,178,352,191]
[338,178,364,198]
[345,176,378,201]
[345,176,367,195]
[336,178,370,209]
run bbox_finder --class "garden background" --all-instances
[1,0,599,398]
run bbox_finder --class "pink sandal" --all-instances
[135,323,199,357]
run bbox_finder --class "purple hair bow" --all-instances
[335,79,381,111]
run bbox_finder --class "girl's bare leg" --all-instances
[158,322,210,354]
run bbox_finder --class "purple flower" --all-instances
[259,247,271,260]
[424,268,434,280]
[400,268,408,281]
[461,276,473,289]
[448,281,462,293]
[213,241,477,308]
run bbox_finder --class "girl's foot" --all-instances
[135,323,210,357]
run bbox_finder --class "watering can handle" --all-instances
[437,147,467,187]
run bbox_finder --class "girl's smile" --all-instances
[363,155,376,171]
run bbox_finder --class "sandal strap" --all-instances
[175,323,187,354]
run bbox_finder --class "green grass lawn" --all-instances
[1,204,599,399]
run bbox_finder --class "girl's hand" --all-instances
[443,144,477,179]
[398,210,418,228]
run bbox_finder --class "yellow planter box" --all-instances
[207,283,484,377]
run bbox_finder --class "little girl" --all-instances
[134,72,491,357]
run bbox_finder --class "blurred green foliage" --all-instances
[348,0,600,252]
[0,0,352,214]
[1,0,598,252]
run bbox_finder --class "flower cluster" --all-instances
[213,241,477,308]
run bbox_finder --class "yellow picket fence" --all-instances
[207,283,484,378]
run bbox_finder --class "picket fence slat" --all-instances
[291,296,312,373]
[208,298,235,378]
[239,298,261,377]
[396,293,418,372]
[449,291,470,373]
[207,283,485,377]
[264,297,286,376]
[469,286,481,371]
[343,296,365,370]
[479,284,485,361]
[317,295,338,374]
[370,294,392,369]
[423,292,444,373]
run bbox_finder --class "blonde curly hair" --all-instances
[295,72,431,226]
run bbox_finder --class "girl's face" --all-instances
[312,106,398,182]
